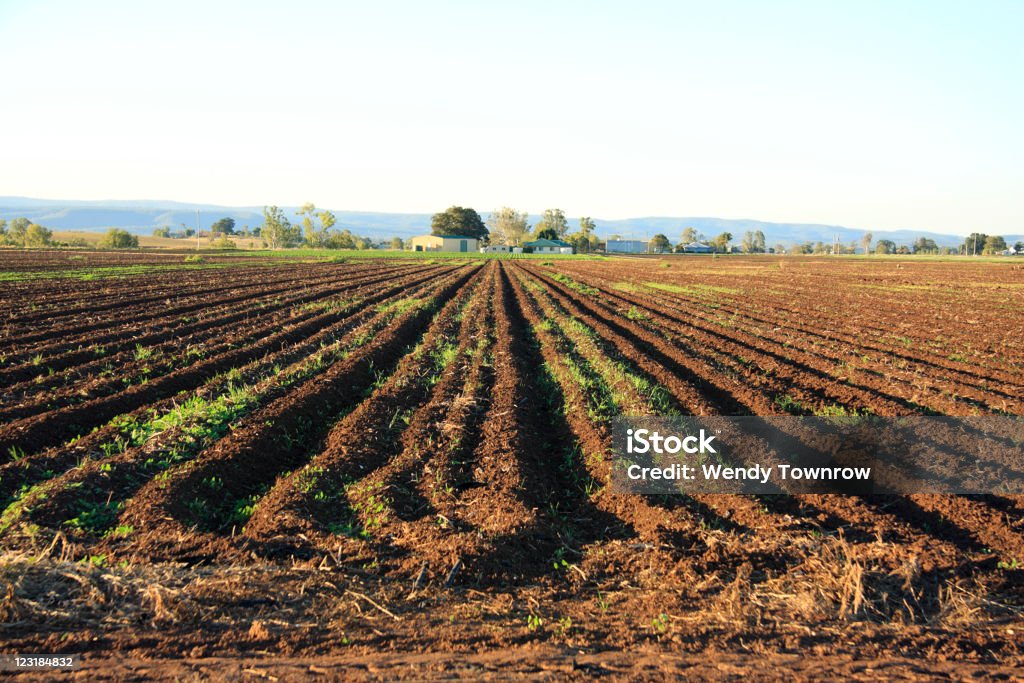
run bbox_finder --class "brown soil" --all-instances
[2,252,1023,679]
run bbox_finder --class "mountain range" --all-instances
[1,197,1018,248]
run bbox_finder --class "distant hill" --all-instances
[588,217,1018,249]
[0,198,432,239]
[1,197,1019,247]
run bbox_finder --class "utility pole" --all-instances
[196,209,201,250]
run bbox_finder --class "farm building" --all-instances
[480,244,522,254]
[606,239,649,254]
[524,238,573,254]
[408,234,479,253]
[682,242,714,253]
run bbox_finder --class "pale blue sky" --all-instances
[1,0,1020,234]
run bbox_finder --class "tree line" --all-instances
[149,205,381,250]
[430,206,600,251]
[3,208,1020,255]
[0,218,54,247]
[644,227,1021,256]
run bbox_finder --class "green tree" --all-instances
[211,217,236,235]
[740,230,765,253]
[962,233,988,255]
[983,235,1007,255]
[153,226,171,238]
[534,227,559,241]
[261,206,298,249]
[860,232,873,254]
[533,208,569,238]
[325,229,356,249]
[298,203,336,248]
[299,203,319,246]
[1014,241,1024,254]
[649,234,671,253]
[874,239,896,254]
[564,217,598,253]
[390,237,404,250]
[680,226,698,245]
[99,228,139,249]
[912,237,938,254]
[25,223,53,247]
[710,231,733,253]
[431,206,487,240]
[486,207,530,245]
[0,219,7,241]
[8,217,29,246]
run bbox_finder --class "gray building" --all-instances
[606,239,649,254]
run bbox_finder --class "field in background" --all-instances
[51,230,266,250]
[1,250,1023,677]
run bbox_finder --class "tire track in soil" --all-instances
[110,265,483,562]
[326,266,499,566]
[0,263,361,347]
[0,267,480,547]
[2,262,317,325]
[505,264,812,592]
[0,263,400,385]
[303,261,631,586]
[0,264,463,460]
[0,262,402,375]
[0,266,463,508]
[505,264,720,555]
[698,294,1024,408]
[241,264,496,556]
[0,263,424,385]
[1,258,331,317]
[0,264,435,419]
[418,262,629,585]
[527,265,1024,593]
[343,265,519,580]
[561,257,1022,388]
[537,265,923,416]
[511,265,817,536]
[0,260,402,341]
[560,265,1022,412]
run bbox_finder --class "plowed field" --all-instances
[2,250,1023,679]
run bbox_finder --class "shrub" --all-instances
[25,224,53,247]
[99,229,139,249]
[212,234,237,249]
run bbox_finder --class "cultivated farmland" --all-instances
[1,250,1023,678]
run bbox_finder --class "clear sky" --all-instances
[1,0,1020,234]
